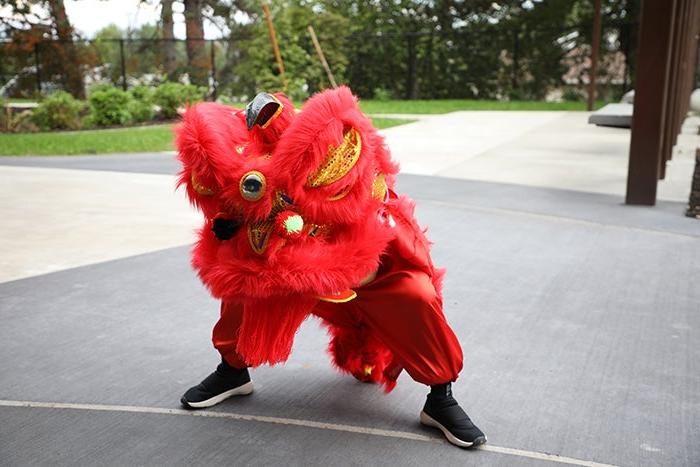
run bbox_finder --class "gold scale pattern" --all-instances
[306,128,362,188]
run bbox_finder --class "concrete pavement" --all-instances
[1,111,699,466]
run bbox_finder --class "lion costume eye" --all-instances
[239,171,266,202]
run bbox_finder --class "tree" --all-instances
[183,0,209,86]
[160,0,177,79]
[46,0,84,97]
[1,0,85,97]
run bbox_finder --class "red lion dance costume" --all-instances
[176,87,485,448]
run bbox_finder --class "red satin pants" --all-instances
[212,246,463,386]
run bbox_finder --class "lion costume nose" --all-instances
[245,92,282,130]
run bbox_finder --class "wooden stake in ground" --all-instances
[262,2,287,90]
[307,25,337,89]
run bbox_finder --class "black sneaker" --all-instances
[420,383,487,448]
[181,360,253,409]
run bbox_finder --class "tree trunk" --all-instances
[183,0,208,86]
[47,0,84,98]
[161,0,177,79]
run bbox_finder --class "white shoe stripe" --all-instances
[184,381,254,408]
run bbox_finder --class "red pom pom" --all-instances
[274,211,304,239]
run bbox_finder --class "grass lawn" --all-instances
[372,117,416,129]
[0,118,412,156]
[360,99,609,114]
[0,124,175,156]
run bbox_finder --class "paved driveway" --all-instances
[1,113,699,466]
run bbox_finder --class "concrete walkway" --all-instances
[0,111,698,466]
[382,111,697,202]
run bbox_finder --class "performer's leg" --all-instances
[352,255,486,448]
[212,301,248,369]
[181,301,253,409]
[352,267,463,386]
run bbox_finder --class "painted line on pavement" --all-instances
[0,399,617,467]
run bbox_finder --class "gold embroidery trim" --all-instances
[317,289,357,303]
[308,224,331,237]
[246,192,294,254]
[306,128,362,188]
[191,174,214,196]
[328,184,352,201]
[259,94,284,129]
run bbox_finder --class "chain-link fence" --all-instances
[0,37,237,100]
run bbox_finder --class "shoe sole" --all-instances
[181,381,254,409]
[419,411,487,449]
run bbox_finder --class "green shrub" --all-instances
[562,88,584,102]
[31,91,85,130]
[153,82,205,119]
[373,88,392,101]
[128,85,155,123]
[11,110,39,133]
[89,86,132,126]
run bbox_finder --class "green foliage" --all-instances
[218,0,637,101]
[88,86,132,126]
[373,88,392,101]
[128,85,155,122]
[562,87,585,102]
[153,82,205,119]
[10,110,39,133]
[31,91,85,130]
[222,0,350,102]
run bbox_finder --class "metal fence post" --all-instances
[511,28,519,92]
[406,34,416,99]
[210,40,217,101]
[119,39,127,91]
[34,42,41,94]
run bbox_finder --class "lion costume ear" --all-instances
[176,102,249,214]
[272,86,375,195]
[305,127,362,189]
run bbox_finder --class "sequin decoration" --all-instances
[308,224,331,238]
[306,128,362,188]
[371,173,388,201]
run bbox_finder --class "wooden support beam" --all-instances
[659,0,683,180]
[625,0,677,205]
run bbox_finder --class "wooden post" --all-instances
[587,0,602,111]
[262,2,286,90]
[659,0,681,180]
[625,0,676,205]
[308,25,337,88]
